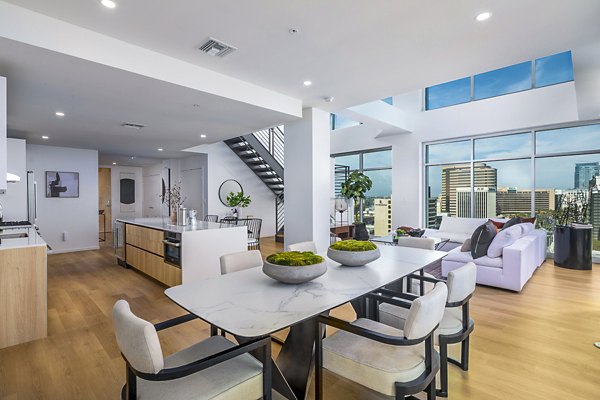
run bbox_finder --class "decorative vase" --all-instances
[354,223,370,241]
[327,247,381,267]
[170,209,177,225]
[262,260,327,284]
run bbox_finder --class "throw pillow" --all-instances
[520,222,534,236]
[460,238,471,252]
[489,219,505,230]
[470,221,497,259]
[502,216,522,230]
[522,216,536,225]
[487,224,524,258]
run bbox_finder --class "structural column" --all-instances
[284,108,331,251]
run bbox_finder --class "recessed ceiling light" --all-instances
[476,12,492,21]
[41,135,49,139]
[129,156,136,160]
[112,162,117,165]
[100,0,117,9]
[55,111,65,117]
[200,134,207,138]
[303,80,312,86]
[158,148,163,152]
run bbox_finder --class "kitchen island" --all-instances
[116,218,247,285]
[0,227,47,349]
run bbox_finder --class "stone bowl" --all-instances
[327,247,381,267]
[263,260,327,284]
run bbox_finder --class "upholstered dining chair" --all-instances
[393,237,437,295]
[396,237,436,250]
[220,250,263,275]
[112,300,271,400]
[315,283,448,400]
[204,214,219,223]
[378,262,477,397]
[286,241,318,252]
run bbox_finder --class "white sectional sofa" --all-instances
[426,216,548,292]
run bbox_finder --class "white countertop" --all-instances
[0,227,47,250]
[165,244,446,337]
[116,217,241,233]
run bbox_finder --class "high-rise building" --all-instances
[574,162,600,189]
[456,187,497,218]
[440,163,497,216]
[373,198,392,236]
[589,177,600,240]
[496,187,556,215]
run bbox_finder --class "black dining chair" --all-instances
[239,218,262,250]
[219,216,238,225]
[204,215,219,223]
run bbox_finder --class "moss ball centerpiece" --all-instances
[327,240,381,267]
[263,251,327,284]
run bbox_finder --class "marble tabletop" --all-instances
[165,244,445,337]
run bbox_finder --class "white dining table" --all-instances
[165,244,446,400]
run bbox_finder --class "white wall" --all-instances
[0,138,27,220]
[99,165,144,228]
[185,141,277,237]
[331,82,581,228]
[26,144,99,253]
[0,76,6,192]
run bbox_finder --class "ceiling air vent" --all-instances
[198,37,237,57]
[121,123,145,129]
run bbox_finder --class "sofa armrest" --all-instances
[502,235,538,292]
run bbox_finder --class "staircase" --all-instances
[224,126,285,242]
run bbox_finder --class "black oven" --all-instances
[163,231,182,267]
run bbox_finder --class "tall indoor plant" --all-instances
[340,171,373,240]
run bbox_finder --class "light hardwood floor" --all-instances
[0,238,599,400]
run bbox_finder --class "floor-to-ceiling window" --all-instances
[333,148,392,235]
[423,121,600,259]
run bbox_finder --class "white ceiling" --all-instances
[2,0,600,165]
[0,37,298,165]
[6,0,600,111]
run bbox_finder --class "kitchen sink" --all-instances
[0,233,29,239]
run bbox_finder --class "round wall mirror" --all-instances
[219,179,243,206]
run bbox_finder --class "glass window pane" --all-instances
[536,124,600,155]
[426,140,471,164]
[334,154,359,170]
[363,169,392,236]
[427,164,474,222]
[381,97,393,105]
[487,159,532,218]
[535,51,573,88]
[474,133,532,160]
[474,61,532,100]
[363,149,392,169]
[425,77,471,110]
[331,114,361,130]
[535,154,600,257]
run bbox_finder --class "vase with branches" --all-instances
[160,181,186,224]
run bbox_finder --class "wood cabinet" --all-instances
[0,245,47,349]
[126,244,181,287]
[125,224,164,256]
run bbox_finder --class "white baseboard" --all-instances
[48,245,101,255]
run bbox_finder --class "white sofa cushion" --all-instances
[444,246,503,269]
[487,224,524,258]
[423,229,472,243]
[439,217,487,235]
[323,318,426,396]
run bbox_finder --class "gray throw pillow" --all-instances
[461,239,471,252]
[470,221,497,259]
[502,216,522,230]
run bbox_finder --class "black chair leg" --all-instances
[427,377,436,400]
[461,336,470,371]
[210,325,218,336]
[315,321,323,400]
[437,340,449,398]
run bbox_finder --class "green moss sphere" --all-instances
[266,251,324,266]
[329,240,377,252]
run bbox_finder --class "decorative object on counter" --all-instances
[45,171,79,198]
[225,191,251,219]
[188,209,198,226]
[263,251,327,284]
[327,239,380,267]
[160,181,186,225]
[218,179,243,206]
[340,171,372,221]
[334,197,349,226]
[353,222,370,241]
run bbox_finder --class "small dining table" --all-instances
[165,244,446,400]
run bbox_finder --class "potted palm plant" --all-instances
[225,191,251,218]
[340,171,373,240]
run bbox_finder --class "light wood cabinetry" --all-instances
[126,244,181,287]
[0,245,47,349]
[125,224,164,256]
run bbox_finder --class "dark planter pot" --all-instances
[354,223,370,241]
[553,225,592,270]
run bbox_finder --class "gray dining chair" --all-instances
[315,283,448,400]
[378,262,477,397]
[220,250,263,275]
[287,241,318,252]
[112,300,271,400]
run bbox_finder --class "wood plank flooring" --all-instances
[1,237,599,399]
